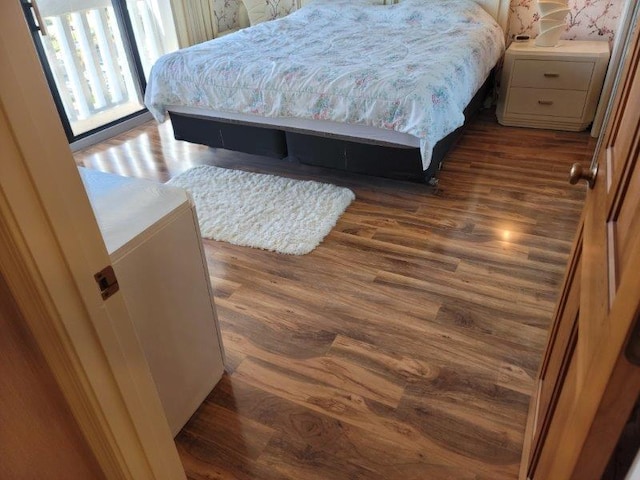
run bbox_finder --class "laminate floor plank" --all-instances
[210,376,483,480]
[224,288,541,380]
[222,339,406,408]
[232,356,517,479]
[327,334,441,384]
[179,402,276,461]
[75,110,592,479]
[217,304,337,361]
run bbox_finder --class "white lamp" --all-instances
[535,1,570,47]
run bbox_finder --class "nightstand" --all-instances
[497,40,610,131]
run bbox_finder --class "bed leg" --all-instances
[428,176,439,187]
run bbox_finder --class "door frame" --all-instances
[0,2,185,479]
[519,5,640,478]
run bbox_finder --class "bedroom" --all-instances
[1,0,640,479]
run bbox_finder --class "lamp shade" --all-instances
[536,0,569,47]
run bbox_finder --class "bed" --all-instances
[145,0,508,182]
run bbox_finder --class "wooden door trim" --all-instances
[606,32,640,154]
[522,9,640,479]
[606,35,640,216]
[0,2,186,479]
[0,101,140,480]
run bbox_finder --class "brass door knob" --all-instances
[569,163,598,189]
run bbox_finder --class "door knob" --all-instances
[569,163,598,189]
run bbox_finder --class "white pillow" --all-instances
[242,0,298,26]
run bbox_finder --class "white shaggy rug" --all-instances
[168,165,355,255]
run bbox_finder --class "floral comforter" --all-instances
[145,0,505,169]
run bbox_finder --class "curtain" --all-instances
[169,0,219,47]
[170,0,247,47]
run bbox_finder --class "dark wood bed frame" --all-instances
[169,74,492,183]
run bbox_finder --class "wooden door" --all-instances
[520,15,640,480]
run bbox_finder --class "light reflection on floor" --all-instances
[74,119,207,182]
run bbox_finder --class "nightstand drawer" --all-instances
[511,60,594,91]
[507,88,587,118]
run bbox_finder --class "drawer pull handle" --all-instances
[538,100,554,106]
[544,73,560,78]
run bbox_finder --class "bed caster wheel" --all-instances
[428,176,439,186]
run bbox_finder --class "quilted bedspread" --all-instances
[144,0,505,169]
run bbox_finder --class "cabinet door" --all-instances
[113,206,225,436]
[521,15,640,480]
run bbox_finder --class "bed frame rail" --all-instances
[168,73,493,183]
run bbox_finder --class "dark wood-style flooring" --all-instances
[75,110,593,479]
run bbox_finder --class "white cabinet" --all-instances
[80,168,225,436]
[497,40,610,131]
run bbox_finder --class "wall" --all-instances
[212,0,625,43]
[214,0,243,33]
[509,0,624,42]
[0,271,105,479]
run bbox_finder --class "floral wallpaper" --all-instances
[509,0,623,42]
[211,0,625,42]
[213,0,242,34]
[264,0,297,19]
